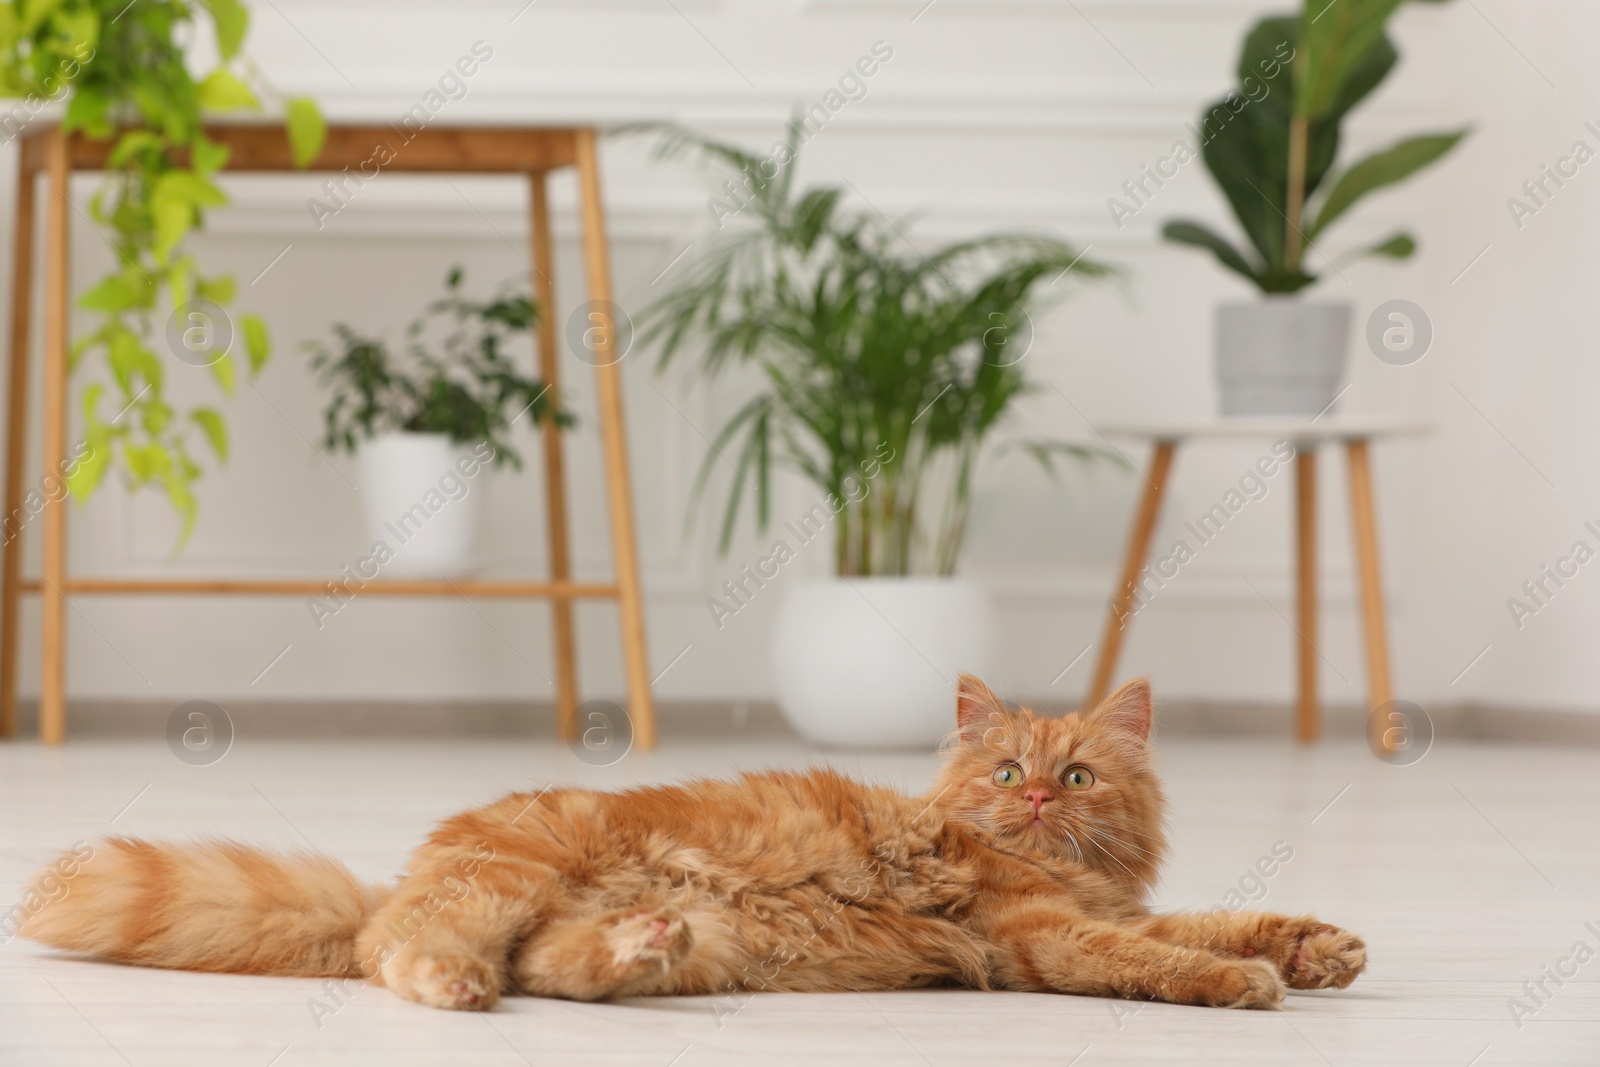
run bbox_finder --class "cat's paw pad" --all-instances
[1209,959,1286,1010]
[387,952,501,1010]
[1289,927,1367,990]
[606,907,692,973]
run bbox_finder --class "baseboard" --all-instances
[1038,700,1600,746]
[5,698,794,740]
[6,698,1599,745]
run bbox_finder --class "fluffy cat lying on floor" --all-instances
[19,676,1365,1010]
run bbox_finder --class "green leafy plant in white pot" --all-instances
[1162,0,1467,416]
[640,124,1111,747]
[308,268,569,578]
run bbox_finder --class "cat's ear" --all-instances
[1087,678,1153,743]
[955,673,1004,744]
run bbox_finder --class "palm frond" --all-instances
[636,126,1115,574]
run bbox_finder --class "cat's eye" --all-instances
[991,764,1024,788]
[1062,766,1095,790]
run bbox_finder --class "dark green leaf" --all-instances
[1162,221,1262,285]
[1309,129,1469,239]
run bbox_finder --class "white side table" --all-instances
[1087,418,1426,749]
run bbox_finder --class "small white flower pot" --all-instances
[357,432,487,578]
[1215,298,1352,416]
[770,577,994,748]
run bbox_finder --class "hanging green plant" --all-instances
[0,0,326,546]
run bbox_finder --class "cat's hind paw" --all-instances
[606,907,692,974]
[1206,958,1286,1009]
[1289,927,1367,990]
[384,951,502,1011]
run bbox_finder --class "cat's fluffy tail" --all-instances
[16,837,389,977]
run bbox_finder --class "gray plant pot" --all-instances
[1215,299,1352,417]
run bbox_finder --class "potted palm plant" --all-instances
[307,268,569,578]
[1162,0,1467,415]
[640,124,1111,747]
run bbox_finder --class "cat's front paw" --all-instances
[383,950,502,1010]
[1288,925,1367,990]
[1203,958,1286,1009]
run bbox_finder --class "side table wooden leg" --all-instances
[39,130,70,744]
[1295,444,1318,743]
[573,128,656,751]
[1347,438,1395,754]
[1086,440,1176,708]
[529,170,579,743]
[1,154,36,739]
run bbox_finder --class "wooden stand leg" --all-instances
[1347,438,1394,754]
[1295,445,1318,743]
[39,131,69,744]
[1086,440,1176,708]
[572,129,656,750]
[529,171,580,744]
[1,154,37,739]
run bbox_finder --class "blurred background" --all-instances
[2,0,1593,726]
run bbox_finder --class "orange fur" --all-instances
[17,677,1366,1011]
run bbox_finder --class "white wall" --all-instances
[2,0,1596,715]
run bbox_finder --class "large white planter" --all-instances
[1215,298,1352,416]
[770,577,994,748]
[357,433,485,578]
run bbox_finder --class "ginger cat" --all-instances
[17,676,1365,1010]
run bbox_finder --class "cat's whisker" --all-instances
[1078,826,1143,884]
[1081,824,1161,859]
[1060,825,1087,865]
[1081,823,1161,863]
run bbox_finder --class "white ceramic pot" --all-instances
[770,577,994,748]
[1215,298,1352,416]
[357,432,486,578]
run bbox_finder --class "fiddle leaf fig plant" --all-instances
[1163,0,1468,293]
[0,0,326,546]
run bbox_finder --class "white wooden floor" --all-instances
[2,727,1597,1066]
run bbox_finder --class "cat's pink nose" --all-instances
[1026,789,1052,812]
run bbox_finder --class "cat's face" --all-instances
[933,675,1167,899]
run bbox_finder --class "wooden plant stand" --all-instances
[0,123,656,747]
[1083,419,1423,753]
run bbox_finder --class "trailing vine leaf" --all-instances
[190,408,228,462]
[210,354,236,396]
[286,96,326,167]
[195,69,258,111]
[0,0,325,548]
[196,273,235,304]
[200,0,247,59]
[241,314,270,376]
[191,136,230,174]
[66,383,109,502]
